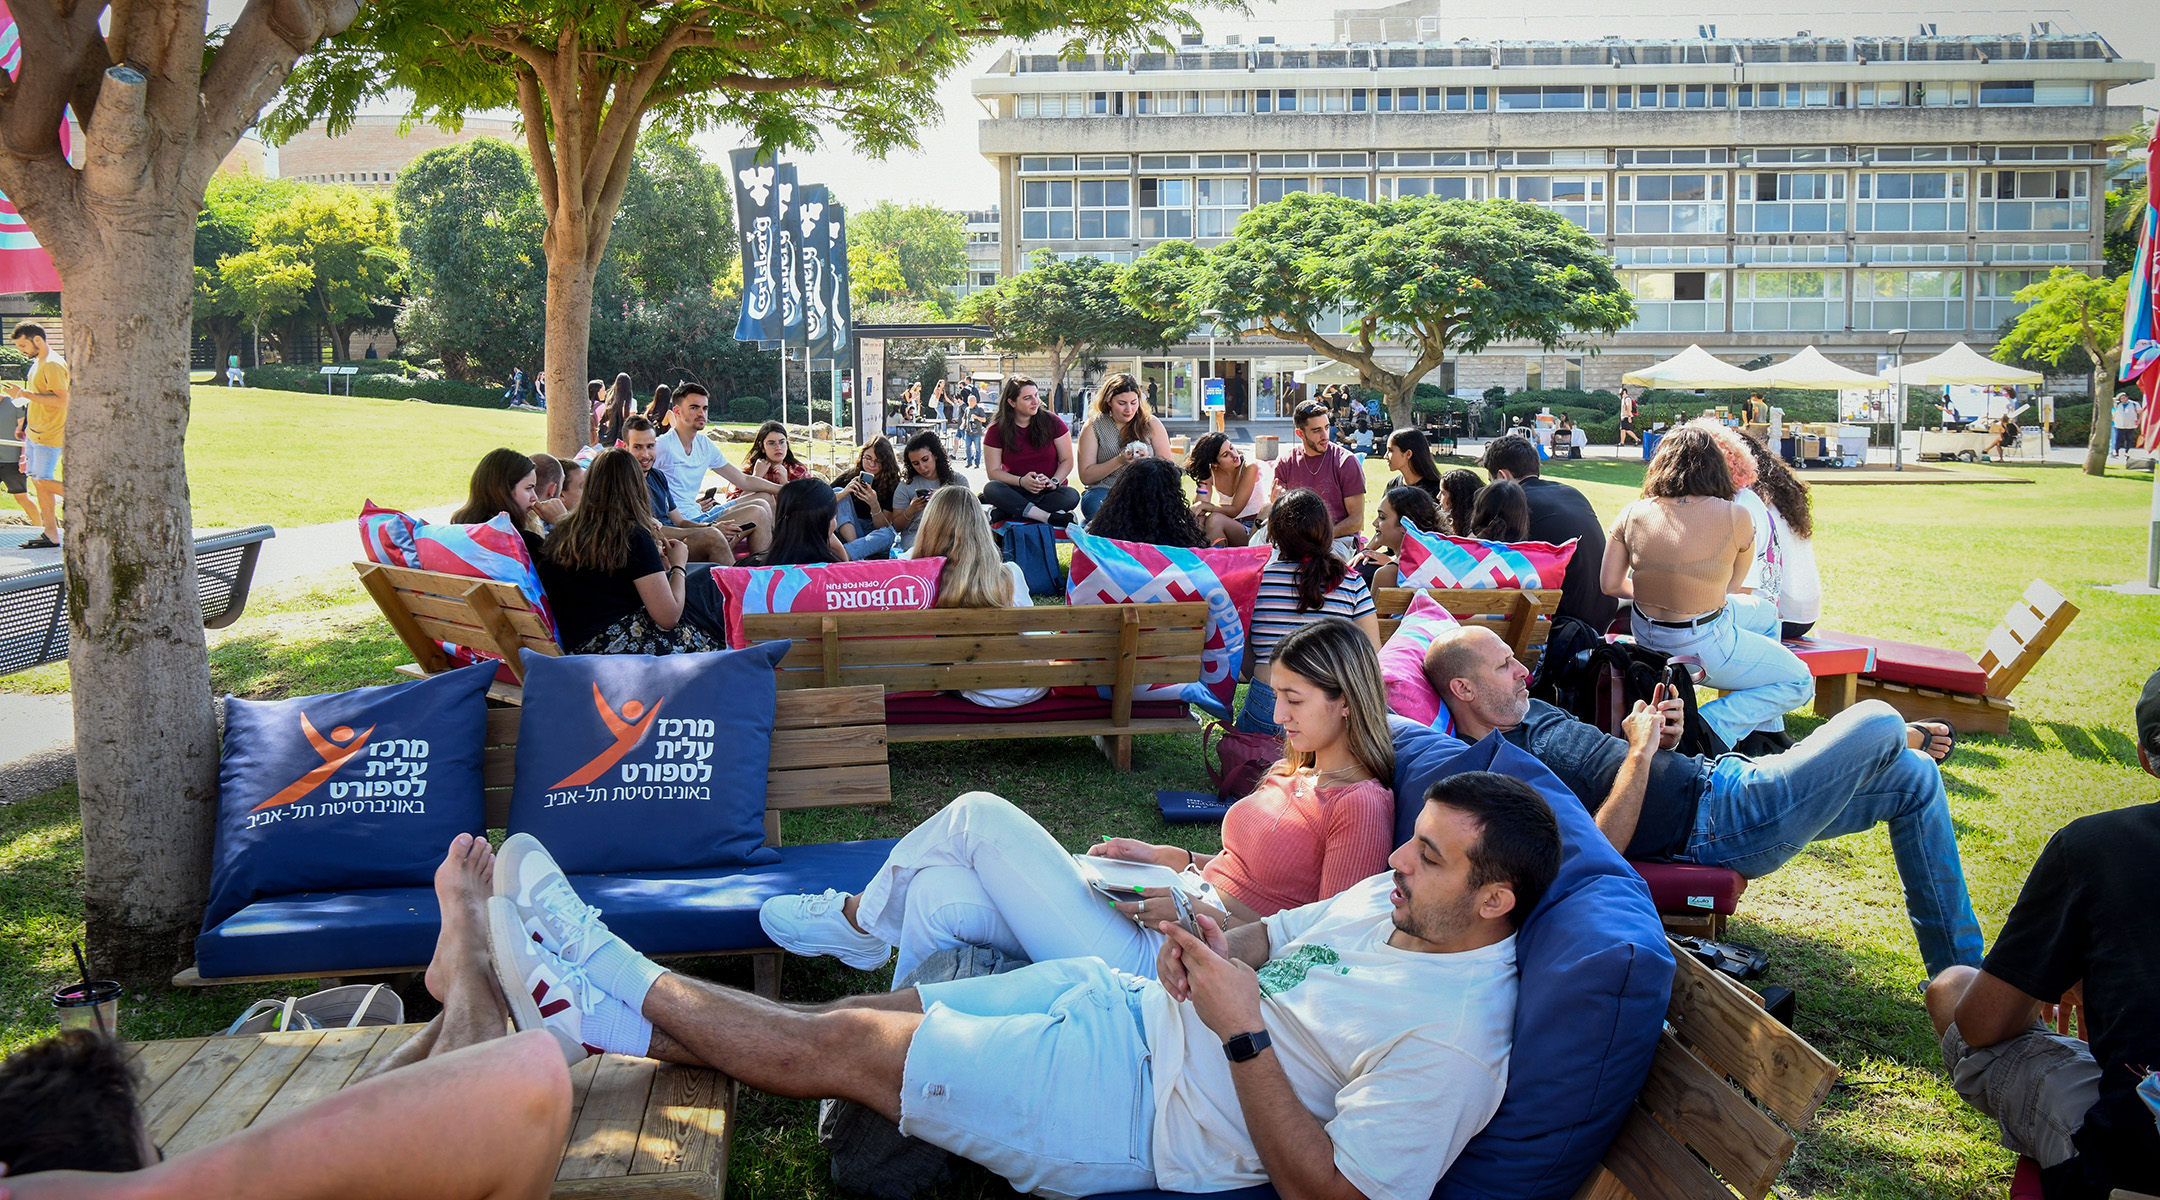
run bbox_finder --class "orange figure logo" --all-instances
[550,683,665,788]
[251,715,376,812]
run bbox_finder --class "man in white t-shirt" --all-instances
[2115,396,2144,461]
[489,772,1558,1200]
[651,384,775,555]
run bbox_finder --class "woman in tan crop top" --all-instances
[1603,426,1812,750]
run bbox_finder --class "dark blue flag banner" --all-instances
[826,202,851,361]
[762,165,802,350]
[728,148,779,343]
[797,184,833,362]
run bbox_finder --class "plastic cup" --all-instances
[53,980,122,1037]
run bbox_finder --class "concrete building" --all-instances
[278,115,522,189]
[969,18,2152,425]
[958,206,1002,297]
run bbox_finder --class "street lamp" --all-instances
[1201,308,1224,431]
[1888,328,1910,472]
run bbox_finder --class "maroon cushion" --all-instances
[1628,861,1748,916]
[884,692,1192,725]
[1811,630,1989,694]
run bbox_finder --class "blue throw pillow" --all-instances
[203,662,497,930]
[506,642,790,873]
[1389,719,1674,1200]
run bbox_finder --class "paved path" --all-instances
[0,691,72,804]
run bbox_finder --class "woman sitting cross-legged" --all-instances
[1082,456,1208,547]
[536,447,720,654]
[757,617,1396,980]
[1236,488,1381,737]
[1183,431,1263,546]
[979,374,1079,526]
[1074,370,1173,520]
[909,487,1048,708]
[830,437,902,560]
[887,430,959,555]
[1356,483,1446,589]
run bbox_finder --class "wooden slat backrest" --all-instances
[1373,588,1562,661]
[740,602,1211,693]
[479,686,889,844]
[1572,944,1837,1200]
[1979,578,2077,700]
[356,562,563,683]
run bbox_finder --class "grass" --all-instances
[3,439,2159,1198]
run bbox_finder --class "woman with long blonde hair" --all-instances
[756,617,1396,981]
[912,487,1046,707]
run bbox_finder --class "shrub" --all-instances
[729,396,768,424]
[1481,385,1509,405]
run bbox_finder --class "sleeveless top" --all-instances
[1086,418,1135,489]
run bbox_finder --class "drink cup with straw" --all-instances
[53,942,121,1038]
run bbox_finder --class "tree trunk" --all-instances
[2082,345,2120,477]
[1385,379,1419,430]
[544,242,596,455]
[62,217,222,985]
[208,327,235,378]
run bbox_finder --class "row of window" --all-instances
[294,171,397,184]
[1016,145,2093,174]
[1624,268,2051,331]
[1010,80,2096,118]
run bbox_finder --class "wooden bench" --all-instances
[1572,939,1839,1200]
[740,603,1211,771]
[1373,587,1562,667]
[178,685,893,1000]
[357,560,558,703]
[1817,579,2078,737]
[121,1025,733,1199]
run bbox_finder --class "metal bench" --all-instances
[0,524,274,676]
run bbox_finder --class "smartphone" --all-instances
[1168,888,1200,938]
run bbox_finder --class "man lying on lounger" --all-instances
[489,771,1558,1200]
[1424,624,1982,979]
[0,835,569,1200]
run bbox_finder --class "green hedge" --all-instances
[729,397,768,424]
[227,360,503,408]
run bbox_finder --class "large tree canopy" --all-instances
[1124,193,1635,424]
[847,200,966,306]
[1995,267,2130,476]
[395,137,550,380]
[963,252,1176,404]
[270,0,1212,454]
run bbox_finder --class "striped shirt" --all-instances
[1250,557,1376,664]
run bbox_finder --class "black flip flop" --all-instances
[18,535,58,549]
[1908,720,1957,763]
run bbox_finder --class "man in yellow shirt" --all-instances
[6,321,67,547]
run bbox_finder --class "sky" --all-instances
[678,0,2160,213]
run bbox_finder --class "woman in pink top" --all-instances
[757,618,1397,981]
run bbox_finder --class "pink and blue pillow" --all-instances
[1397,527,1578,590]
[1063,529,1270,720]
[1377,591,1459,733]
[710,558,946,649]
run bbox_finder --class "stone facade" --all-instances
[278,116,522,189]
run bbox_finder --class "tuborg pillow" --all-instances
[1389,720,1673,1200]
[358,501,422,569]
[711,558,945,649]
[506,642,791,873]
[1064,530,1270,720]
[1397,526,1578,591]
[1377,591,1458,733]
[203,662,497,929]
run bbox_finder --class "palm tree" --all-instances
[2106,119,2153,235]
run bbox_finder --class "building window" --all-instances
[1498,176,1605,232]
[1021,179,1074,240]
[1077,179,1130,239]
[1498,86,1586,110]
[1138,177,1193,238]
[1445,86,1486,111]
[1254,88,1297,113]
[1019,156,1076,173]
[1259,178,1309,203]
[1524,359,1542,390]
[1979,169,2088,232]
[1853,269,1965,330]
[1195,178,1248,236]
[1624,270,1725,332]
[1855,171,1966,232]
[1974,270,2044,328]
[1201,90,1246,114]
[1615,174,1725,234]
[1738,171,1846,232]
[1564,357,1582,390]
[1318,176,1368,200]
[1734,270,1845,331]
[1382,176,1487,201]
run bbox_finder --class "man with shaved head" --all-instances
[1422,625,1982,980]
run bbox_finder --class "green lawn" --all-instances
[3,442,2158,1199]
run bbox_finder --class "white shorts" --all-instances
[902,958,1159,1199]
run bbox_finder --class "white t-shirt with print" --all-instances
[1140,876,1517,1200]
[653,429,729,513]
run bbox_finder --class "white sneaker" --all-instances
[489,896,603,1064]
[758,890,892,970]
[496,832,617,966]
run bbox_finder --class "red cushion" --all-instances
[1628,861,1748,916]
[1811,630,1989,694]
[885,693,1192,725]
[2009,1157,2044,1200]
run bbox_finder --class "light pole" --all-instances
[1888,328,1910,472]
[1201,308,1224,432]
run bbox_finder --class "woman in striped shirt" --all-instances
[754,618,1396,981]
[1234,488,1382,737]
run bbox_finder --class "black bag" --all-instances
[1548,637,1730,759]
[998,521,1064,597]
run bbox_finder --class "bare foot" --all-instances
[426,833,498,1003]
[1907,720,1955,763]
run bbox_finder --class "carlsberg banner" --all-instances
[732,149,847,356]
[729,148,779,344]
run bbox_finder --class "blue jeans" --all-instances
[1233,676,1281,738]
[1633,596,1812,745]
[1080,485,1113,521]
[962,428,983,467]
[1690,699,1984,977]
[836,496,896,559]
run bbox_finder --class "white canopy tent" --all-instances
[1746,346,1887,390]
[1293,359,1364,385]
[1877,342,2043,388]
[1620,344,1765,389]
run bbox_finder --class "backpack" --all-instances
[1546,635,1730,759]
[999,521,1064,597]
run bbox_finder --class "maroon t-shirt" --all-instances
[1276,442,1366,524]
[984,413,1069,479]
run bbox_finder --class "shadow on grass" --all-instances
[2042,721,2142,768]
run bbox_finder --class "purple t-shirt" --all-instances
[1277,443,1366,524]
[984,413,1069,479]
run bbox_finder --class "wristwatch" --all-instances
[1223,1029,1272,1064]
